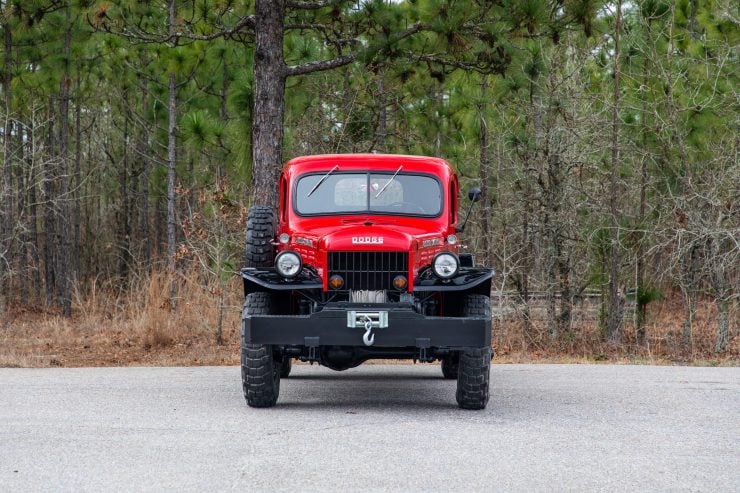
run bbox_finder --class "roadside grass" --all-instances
[493,297,738,366]
[1,270,243,368]
[1,271,737,368]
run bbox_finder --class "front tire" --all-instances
[455,294,492,410]
[241,292,280,408]
[456,347,491,410]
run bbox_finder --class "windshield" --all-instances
[295,172,443,216]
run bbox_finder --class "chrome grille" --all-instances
[328,251,408,291]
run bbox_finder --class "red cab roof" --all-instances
[284,154,455,179]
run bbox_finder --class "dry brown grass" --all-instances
[493,295,739,365]
[1,272,737,368]
[1,269,243,368]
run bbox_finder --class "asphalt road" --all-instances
[1,364,738,493]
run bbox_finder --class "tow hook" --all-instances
[363,316,375,346]
[347,311,388,347]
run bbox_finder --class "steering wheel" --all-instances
[388,201,426,214]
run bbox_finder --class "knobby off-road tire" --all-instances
[241,292,281,408]
[441,354,459,379]
[245,206,276,268]
[456,294,492,410]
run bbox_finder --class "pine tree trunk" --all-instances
[635,173,648,342]
[688,0,699,38]
[518,75,541,338]
[43,98,56,306]
[17,124,27,301]
[87,128,96,276]
[546,248,558,341]
[544,199,558,340]
[155,198,164,258]
[73,60,82,282]
[138,73,151,268]
[220,59,229,122]
[607,0,623,344]
[118,87,131,282]
[1,21,12,312]
[636,18,653,345]
[479,75,491,268]
[167,71,177,295]
[166,0,178,298]
[708,220,731,353]
[520,171,532,336]
[377,67,387,152]
[681,242,699,346]
[342,63,352,152]
[251,0,286,207]
[218,58,228,184]
[216,291,224,346]
[434,87,443,157]
[558,256,572,334]
[715,301,730,353]
[27,124,41,299]
[57,14,72,316]
[544,150,562,341]
[531,59,546,332]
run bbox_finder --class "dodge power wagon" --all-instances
[240,154,494,409]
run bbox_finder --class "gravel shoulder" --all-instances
[1,364,738,492]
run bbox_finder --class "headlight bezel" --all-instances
[275,250,303,279]
[432,251,459,279]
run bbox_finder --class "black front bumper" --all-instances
[242,303,491,348]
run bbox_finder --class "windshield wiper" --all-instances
[307,165,339,197]
[375,165,403,198]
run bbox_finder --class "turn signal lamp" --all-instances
[393,275,408,290]
[329,275,344,290]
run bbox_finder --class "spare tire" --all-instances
[245,206,276,268]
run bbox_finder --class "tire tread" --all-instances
[241,292,280,407]
[245,206,276,268]
[455,294,492,410]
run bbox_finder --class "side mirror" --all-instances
[456,186,482,233]
[468,187,482,203]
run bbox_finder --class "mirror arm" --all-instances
[456,198,477,233]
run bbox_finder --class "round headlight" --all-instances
[278,233,290,244]
[275,251,302,278]
[433,252,459,279]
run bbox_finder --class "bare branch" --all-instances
[285,53,356,77]
[286,0,343,9]
[416,53,492,74]
[93,14,255,45]
[285,22,429,77]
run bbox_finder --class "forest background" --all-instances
[0,0,737,367]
